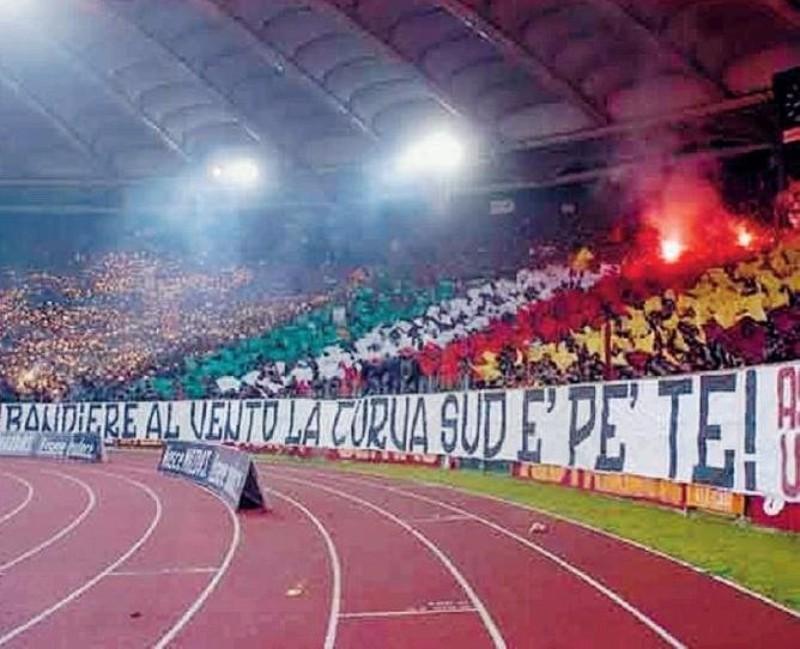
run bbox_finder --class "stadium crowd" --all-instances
[1,181,798,404]
[0,252,332,401]
[202,233,799,400]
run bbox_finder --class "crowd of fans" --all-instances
[1,187,797,404]
[208,260,613,398]
[201,233,799,400]
[0,252,332,401]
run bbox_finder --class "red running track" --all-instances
[0,451,798,648]
[0,471,33,525]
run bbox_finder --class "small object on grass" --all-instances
[528,521,548,535]
[129,611,142,619]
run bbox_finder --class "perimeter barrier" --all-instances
[0,431,104,462]
[158,440,267,512]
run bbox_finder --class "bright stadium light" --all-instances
[208,157,262,188]
[227,159,260,185]
[395,131,467,178]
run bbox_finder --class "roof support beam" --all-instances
[762,0,800,29]
[670,0,800,31]
[511,91,771,151]
[94,0,350,201]
[431,0,611,125]
[20,2,192,164]
[0,200,341,215]
[460,142,772,194]
[201,0,379,142]
[584,0,731,96]
[302,0,493,139]
[0,61,109,176]
[84,0,269,151]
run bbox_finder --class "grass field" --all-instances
[262,457,800,612]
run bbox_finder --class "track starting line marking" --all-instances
[340,599,476,620]
[339,607,478,620]
[108,567,219,577]
[402,514,472,524]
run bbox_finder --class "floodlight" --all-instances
[207,157,262,188]
[226,159,260,185]
[395,131,466,178]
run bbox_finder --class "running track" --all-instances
[0,452,797,648]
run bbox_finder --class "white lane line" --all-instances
[267,488,341,649]
[272,472,507,649]
[104,463,242,649]
[0,472,34,526]
[272,462,800,620]
[404,514,472,524]
[108,567,219,577]
[340,607,477,619]
[0,471,96,573]
[0,472,162,647]
[410,480,800,620]
[305,470,687,649]
[152,486,240,649]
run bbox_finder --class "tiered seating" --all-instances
[0,252,322,401]
[439,237,800,388]
[3,219,796,403]
[240,235,796,397]
[215,261,612,397]
[153,277,455,398]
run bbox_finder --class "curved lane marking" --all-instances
[413,477,800,619]
[0,471,162,647]
[267,488,341,649]
[301,469,686,649]
[0,471,96,573]
[151,492,240,649]
[0,472,34,526]
[104,465,242,649]
[270,471,508,649]
[273,461,800,620]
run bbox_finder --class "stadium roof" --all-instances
[0,0,798,193]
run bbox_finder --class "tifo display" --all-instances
[3,5,800,647]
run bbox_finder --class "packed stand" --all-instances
[209,232,800,399]
[0,252,331,401]
[211,258,612,398]
[3,184,798,403]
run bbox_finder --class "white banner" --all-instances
[2,362,799,501]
